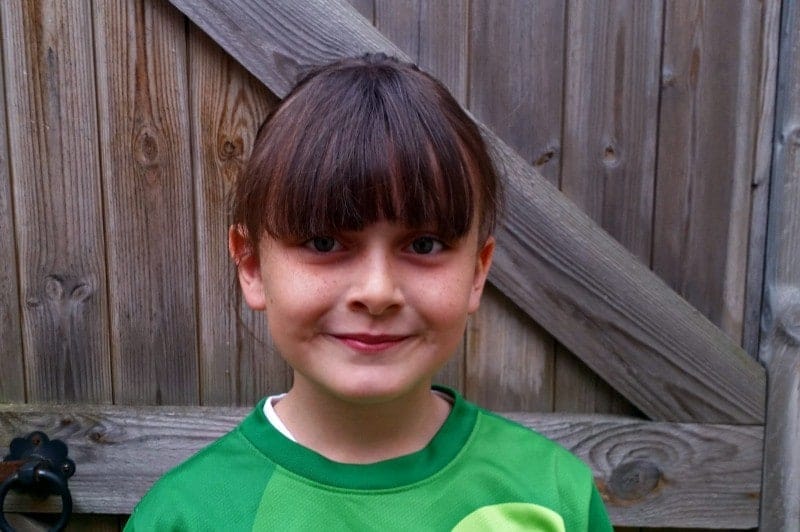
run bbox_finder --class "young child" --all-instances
[125,54,612,531]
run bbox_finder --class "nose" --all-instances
[347,250,404,315]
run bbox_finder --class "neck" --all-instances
[274,377,451,464]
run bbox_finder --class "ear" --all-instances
[468,236,495,314]
[229,225,267,311]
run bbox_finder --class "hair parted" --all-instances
[233,53,501,254]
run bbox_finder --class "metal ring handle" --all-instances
[0,467,72,532]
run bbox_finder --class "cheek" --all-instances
[261,267,334,325]
[411,269,475,327]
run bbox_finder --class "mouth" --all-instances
[330,333,411,353]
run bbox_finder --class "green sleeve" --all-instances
[587,484,614,531]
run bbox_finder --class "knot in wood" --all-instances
[219,137,242,161]
[533,149,556,167]
[608,459,662,501]
[781,126,800,147]
[44,275,65,301]
[603,145,619,167]
[134,126,161,168]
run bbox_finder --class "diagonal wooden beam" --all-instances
[167,0,765,423]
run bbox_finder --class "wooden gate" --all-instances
[0,0,798,530]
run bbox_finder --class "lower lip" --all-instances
[334,336,408,353]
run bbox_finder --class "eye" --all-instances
[409,236,443,255]
[304,236,341,253]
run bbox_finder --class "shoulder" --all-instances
[472,407,590,474]
[463,406,613,530]
[126,409,276,531]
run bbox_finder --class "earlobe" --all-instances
[228,225,267,311]
[468,236,495,314]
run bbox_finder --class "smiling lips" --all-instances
[332,333,410,353]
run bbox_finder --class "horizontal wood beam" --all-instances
[167,0,765,423]
[0,404,762,528]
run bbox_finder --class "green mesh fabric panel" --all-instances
[125,387,612,531]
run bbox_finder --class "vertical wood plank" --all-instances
[94,0,198,405]
[742,0,781,359]
[555,0,662,416]
[374,0,469,390]
[654,0,763,345]
[347,0,374,24]
[466,0,566,411]
[188,25,291,406]
[2,0,112,403]
[760,2,800,525]
[375,0,467,101]
[0,12,25,403]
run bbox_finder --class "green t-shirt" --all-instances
[126,387,612,531]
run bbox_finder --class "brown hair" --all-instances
[233,53,500,255]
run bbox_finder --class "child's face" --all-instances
[232,220,494,404]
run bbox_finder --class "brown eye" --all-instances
[410,236,442,254]
[306,236,339,252]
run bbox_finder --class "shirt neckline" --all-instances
[239,385,478,490]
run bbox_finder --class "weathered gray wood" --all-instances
[743,0,782,359]
[166,0,766,423]
[375,0,467,102]
[654,1,763,346]
[93,0,198,405]
[0,12,25,403]
[555,0,662,417]
[466,285,555,411]
[0,404,762,528]
[188,25,291,406]
[759,311,800,531]
[373,0,468,391]
[464,0,563,412]
[2,0,112,403]
[759,1,800,528]
[347,0,374,24]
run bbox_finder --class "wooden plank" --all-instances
[347,0,374,24]
[0,14,25,403]
[0,404,762,528]
[555,0,662,417]
[465,0,565,411]
[760,323,800,530]
[654,1,763,346]
[166,0,766,423]
[375,0,467,102]
[187,24,291,406]
[373,0,468,391]
[1,0,112,403]
[93,0,198,405]
[466,285,555,411]
[759,1,800,528]
[743,0,782,359]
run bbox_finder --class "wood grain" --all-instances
[465,0,565,411]
[93,0,199,405]
[166,0,766,423]
[654,1,763,346]
[743,0,782,360]
[758,2,800,527]
[373,0,468,391]
[1,0,112,403]
[188,25,291,406]
[760,313,800,530]
[0,16,25,403]
[556,0,662,417]
[466,285,554,411]
[0,404,762,528]
[347,0,374,24]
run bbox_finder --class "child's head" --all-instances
[232,53,500,257]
